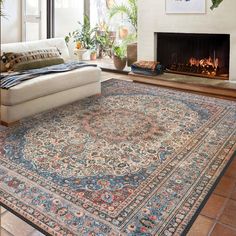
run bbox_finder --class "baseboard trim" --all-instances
[0,120,19,127]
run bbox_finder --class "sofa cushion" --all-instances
[1,48,64,72]
[1,66,101,106]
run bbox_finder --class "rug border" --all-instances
[182,149,236,236]
[0,201,51,236]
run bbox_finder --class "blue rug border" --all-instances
[182,149,236,236]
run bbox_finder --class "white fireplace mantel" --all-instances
[137,0,236,81]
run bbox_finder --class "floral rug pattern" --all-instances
[0,79,236,236]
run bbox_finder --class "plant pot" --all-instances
[68,42,77,59]
[127,42,137,66]
[90,52,97,60]
[82,49,91,60]
[74,48,87,61]
[113,56,127,71]
[119,27,129,39]
[106,0,115,9]
[109,31,116,43]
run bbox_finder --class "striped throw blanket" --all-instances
[0,61,97,89]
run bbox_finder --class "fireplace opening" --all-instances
[156,33,230,80]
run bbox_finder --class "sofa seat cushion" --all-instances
[1,66,101,106]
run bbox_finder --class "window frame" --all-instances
[22,0,42,41]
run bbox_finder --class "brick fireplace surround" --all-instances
[138,0,236,81]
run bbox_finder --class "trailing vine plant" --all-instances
[210,0,224,10]
[0,0,5,17]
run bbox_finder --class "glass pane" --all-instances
[90,0,133,37]
[25,0,40,15]
[26,22,40,41]
[90,0,107,28]
[54,0,84,38]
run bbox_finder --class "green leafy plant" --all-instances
[113,43,127,60]
[65,15,97,50]
[96,26,115,58]
[0,0,6,18]
[109,0,137,33]
[210,0,224,10]
[112,33,137,60]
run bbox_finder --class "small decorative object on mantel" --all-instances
[210,0,223,10]
[166,0,206,14]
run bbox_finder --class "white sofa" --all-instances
[1,38,101,126]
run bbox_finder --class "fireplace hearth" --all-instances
[156,33,230,80]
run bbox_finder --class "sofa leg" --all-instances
[0,120,20,127]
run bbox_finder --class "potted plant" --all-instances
[95,24,116,59]
[90,49,97,60]
[65,15,97,60]
[109,0,138,66]
[113,44,127,71]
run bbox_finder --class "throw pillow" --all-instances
[0,48,64,72]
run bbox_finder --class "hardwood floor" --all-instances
[1,71,236,235]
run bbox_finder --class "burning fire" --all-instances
[189,56,219,76]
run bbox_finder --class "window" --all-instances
[22,0,135,42]
[90,0,125,30]
[22,0,47,41]
[90,0,135,40]
[54,0,84,38]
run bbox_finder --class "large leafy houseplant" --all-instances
[109,0,137,33]
[109,0,138,66]
[112,42,127,71]
[65,15,97,50]
[96,25,115,58]
[113,44,126,60]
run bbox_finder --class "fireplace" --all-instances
[156,33,230,80]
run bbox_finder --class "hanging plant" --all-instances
[210,0,223,10]
[0,0,6,17]
[109,0,137,33]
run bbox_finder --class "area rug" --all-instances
[0,79,236,236]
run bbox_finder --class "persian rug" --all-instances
[0,79,236,236]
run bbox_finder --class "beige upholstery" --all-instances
[1,67,100,106]
[1,82,101,123]
[1,38,101,124]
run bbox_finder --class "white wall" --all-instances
[1,0,22,43]
[138,0,236,81]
